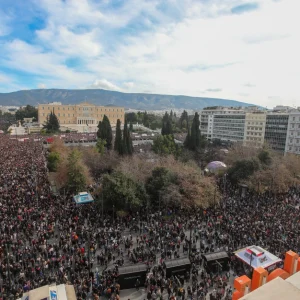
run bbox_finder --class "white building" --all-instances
[285,111,300,155]
[200,107,246,140]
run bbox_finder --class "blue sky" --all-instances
[0,0,299,107]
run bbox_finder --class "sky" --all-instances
[0,0,299,108]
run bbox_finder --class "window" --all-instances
[42,106,44,110]
[58,113,60,116]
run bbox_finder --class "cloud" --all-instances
[0,0,300,108]
[0,11,10,36]
[206,88,222,92]
[88,79,121,91]
[244,83,256,88]
[231,3,259,15]
[0,73,11,83]
[38,83,46,89]
[123,82,135,89]
[243,33,290,44]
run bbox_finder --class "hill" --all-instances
[0,89,254,110]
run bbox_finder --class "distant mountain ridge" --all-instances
[0,89,254,110]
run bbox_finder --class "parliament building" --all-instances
[38,102,125,132]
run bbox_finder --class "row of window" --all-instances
[246,132,262,136]
[288,146,300,152]
[41,106,123,112]
[247,122,264,125]
[41,113,122,118]
[290,124,300,129]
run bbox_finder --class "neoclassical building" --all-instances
[38,102,124,132]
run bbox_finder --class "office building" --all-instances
[212,114,246,142]
[264,114,289,153]
[38,102,125,132]
[285,112,300,155]
[200,106,246,140]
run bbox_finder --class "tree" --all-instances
[146,167,177,207]
[184,112,205,151]
[114,119,123,155]
[66,150,88,194]
[96,138,106,155]
[122,119,133,155]
[227,158,260,184]
[97,115,113,150]
[180,110,189,129]
[152,135,179,156]
[101,171,146,210]
[129,121,133,132]
[162,112,173,135]
[43,111,60,133]
[47,152,60,172]
[15,105,38,121]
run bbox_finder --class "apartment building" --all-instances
[285,112,300,155]
[243,112,266,147]
[38,102,125,132]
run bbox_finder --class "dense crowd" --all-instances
[0,135,299,300]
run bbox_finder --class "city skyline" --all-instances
[0,0,299,108]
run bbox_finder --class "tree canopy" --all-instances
[66,150,88,194]
[122,119,133,155]
[184,112,205,151]
[43,111,60,133]
[101,171,147,210]
[97,115,113,150]
[152,134,179,156]
[15,105,38,121]
[114,119,123,155]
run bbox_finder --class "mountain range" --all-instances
[0,89,254,110]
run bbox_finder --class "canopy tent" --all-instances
[73,192,94,204]
[205,161,227,173]
[202,251,230,273]
[235,245,282,272]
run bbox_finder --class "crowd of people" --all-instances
[0,135,299,300]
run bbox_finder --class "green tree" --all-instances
[122,119,133,155]
[43,111,60,133]
[179,110,189,129]
[143,111,150,127]
[97,115,113,150]
[114,119,123,155]
[129,121,133,132]
[258,149,272,166]
[145,167,177,207]
[228,158,260,184]
[66,150,87,194]
[184,112,205,151]
[126,112,138,123]
[15,105,38,121]
[162,112,173,135]
[96,138,106,155]
[152,135,179,156]
[101,171,146,210]
[47,152,60,172]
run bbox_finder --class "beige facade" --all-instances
[38,102,124,132]
[243,112,266,147]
